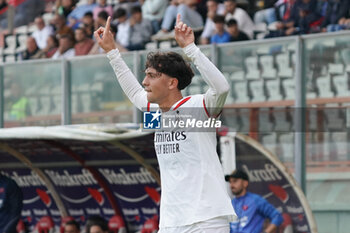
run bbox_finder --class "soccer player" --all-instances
[94,14,236,233]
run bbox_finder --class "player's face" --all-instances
[142,67,173,103]
[229,178,247,196]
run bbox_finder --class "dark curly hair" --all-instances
[145,51,194,90]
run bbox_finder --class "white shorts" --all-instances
[158,216,230,233]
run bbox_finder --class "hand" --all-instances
[94,16,116,53]
[174,14,194,48]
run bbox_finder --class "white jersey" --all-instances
[107,43,237,228]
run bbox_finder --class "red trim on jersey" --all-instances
[173,97,191,111]
[203,99,223,118]
[203,98,210,118]
[147,102,150,112]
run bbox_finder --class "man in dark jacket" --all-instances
[0,174,23,233]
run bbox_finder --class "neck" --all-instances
[236,189,247,198]
[158,93,183,112]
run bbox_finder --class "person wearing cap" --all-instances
[225,169,283,233]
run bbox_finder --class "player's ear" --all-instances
[243,180,249,189]
[168,77,179,90]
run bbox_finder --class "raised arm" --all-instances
[94,17,147,110]
[175,14,229,117]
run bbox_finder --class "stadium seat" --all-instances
[237,109,250,132]
[261,132,278,155]
[273,108,292,132]
[316,76,334,98]
[244,56,260,79]
[159,41,172,49]
[16,34,28,53]
[328,63,344,76]
[258,108,274,132]
[77,83,91,113]
[28,24,38,34]
[233,81,249,103]
[15,25,28,34]
[50,85,62,115]
[3,35,17,55]
[253,22,267,40]
[186,85,201,95]
[278,132,294,162]
[307,107,318,131]
[249,80,266,102]
[145,42,157,50]
[265,79,282,101]
[331,132,348,160]
[229,70,245,81]
[340,49,350,72]
[282,79,294,100]
[4,54,16,63]
[60,216,74,233]
[260,55,277,79]
[333,75,350,97]
[35,216,55,233]
[276,53,293,78]
[37,87,52,115]
[108,215,126,233]
[43,12,55,26]
[324,103,344,131]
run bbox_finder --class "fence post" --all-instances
[62,59,71,125]
[294,36,306,193]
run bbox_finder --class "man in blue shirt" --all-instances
[211,15,231,44]
[225,169,283,233]
[0,174,23,233]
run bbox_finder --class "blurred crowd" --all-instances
[0,0,350,61]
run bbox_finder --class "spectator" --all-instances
[64,220,80,233]
[67,0,98,28]
[266,0,299,37]
[74,27,94,56]
[43,35,59,58]
[95,10,109,31]
[254,0,278,25]
[224,0,255,39]
[127,6,153,50]
[56,0,77,18]
[225,169,283,233]
[53,14,75,39]
[52,34,75,59]
[31,16,54,50]
[113,0,140,16]
[226,18,249,42]
[297,0,320,34]
[211,15,231,44]
[200,0,226,44]
[0,0,45,29]
[88,23,127,54]
[160,0,203,33]
[140,0,168,33]
[81,11,95,38]
[21,36,46,60]
[0,174,23,233]
[320,0,350,32]
[85,216,109,233]
[114,8,130,48]
[93,0,113,20]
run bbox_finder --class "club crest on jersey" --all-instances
[143,110,161,129]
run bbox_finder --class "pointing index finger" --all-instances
[104,16,111,36]
[176,13,181,26]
